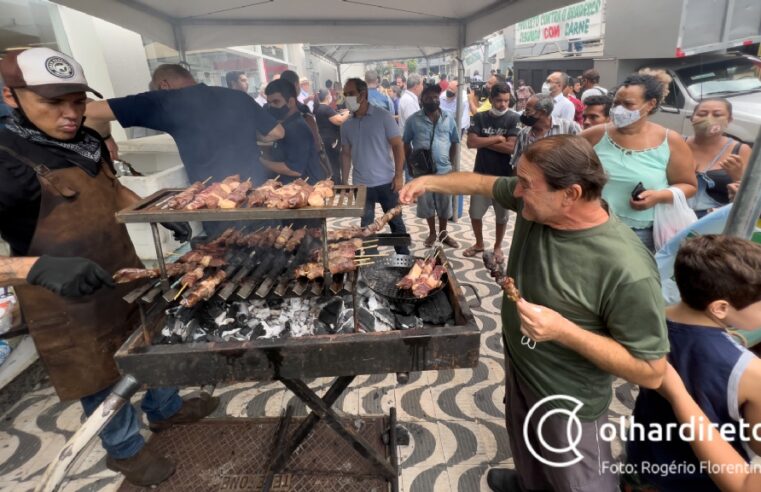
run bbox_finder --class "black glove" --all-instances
[27,255,115,297]
[160,222,192,242]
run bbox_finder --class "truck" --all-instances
[511,0,761,143]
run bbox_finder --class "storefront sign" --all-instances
[515,0,604,46]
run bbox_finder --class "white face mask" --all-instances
[610,104,646,128]
[541,82,551,94]
[490,107,509,117]
[345,96,360,113]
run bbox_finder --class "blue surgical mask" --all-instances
[610,104,645,128]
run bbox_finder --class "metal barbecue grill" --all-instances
[36,182,481,492]
[362,254,449,305]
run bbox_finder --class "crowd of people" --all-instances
[0,46,759,491]
[396,66,759,492]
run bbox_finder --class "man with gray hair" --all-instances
[510,93,581,167]
[365,69,394,114]
[398,73,423,131]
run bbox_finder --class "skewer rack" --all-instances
[115,185,367,294]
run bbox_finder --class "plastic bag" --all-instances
[653,187,698,252]
[655,204,732,304]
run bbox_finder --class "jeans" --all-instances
[361,182,410,255]
[632,226,655,253]
[80,385,182,459]
[322,139,342,184]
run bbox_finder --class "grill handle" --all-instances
[459,283,482,310]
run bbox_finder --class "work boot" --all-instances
[486,468,550,492]
[106,447,175,487]
[149,396,220,432]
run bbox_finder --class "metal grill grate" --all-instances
[117,417,390,492]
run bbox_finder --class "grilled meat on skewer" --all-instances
[307,179,335,207]
[482,252,520,302]
[284,227,308,252]
[274,226,294,249]
[293,256,359,280]
[185,175,241,210]
[397,258,445,298]
[246,178,282,207]
[366,205,402,235]
[113,263,197,284]
[218,179,252,209]
[327,226,364,242]
[411,265,445,298]
[180,266,206,288]
[181,270,227,307]
[326,206,403,241]
[166,181,205,209]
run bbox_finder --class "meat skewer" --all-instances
[327,205,403,241]
[181,270,227,307]
[166,181,205,210]
[185,175,241,210]
[396,257,446,298]
[218,179,252,209]
[113,263,197,284]
[247,178,282,207]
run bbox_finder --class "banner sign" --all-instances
[515,0,604,46]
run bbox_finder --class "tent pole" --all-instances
[172,23,186,62]
[723,128,761,239]
[451,22,467,224]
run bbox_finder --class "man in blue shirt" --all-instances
[86,64,284,187]
[403,84,460,247]
[340,78,409,254]
[365,70,394,114]
[261,79,325,183]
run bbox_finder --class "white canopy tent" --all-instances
[52,0,570,55]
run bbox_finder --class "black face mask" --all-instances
[446,90,455,99]
[268,105,289,120]
[422,100,440,114]
[520,113,539,127]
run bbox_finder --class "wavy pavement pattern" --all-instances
[0,147,639,491]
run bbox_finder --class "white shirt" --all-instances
[255,94,267,107]
[581,85,609,102]
[439,91,469,130]
[551,94,576,121]
[398,90,420,133]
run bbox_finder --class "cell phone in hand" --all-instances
[631,182,646,201]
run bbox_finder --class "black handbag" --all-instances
[406,118,438,178]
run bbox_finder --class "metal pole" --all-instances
[724,128,761,239]
[35,376,141,492]
[451,23,467,224]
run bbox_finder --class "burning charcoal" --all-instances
[235,302,250,322]
[417,290,453,325]
[220,327,241,341]
[357,306,375,332]
[314,322,330,335]
[239,325,253,340]
[394,314,422,330]
[318,297,344,330]
[290,320,315,337]
[391,302,416,316]
[258,320,286,339]
[336,308,354,333]
[214,310,235,328]
[374,307,395,328]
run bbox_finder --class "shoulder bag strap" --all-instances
[0,144,78,198]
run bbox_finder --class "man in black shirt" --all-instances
[314,89,350,181]
[464,83,520,262]
[262,79,325,183]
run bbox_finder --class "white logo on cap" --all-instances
[45,57,75,79]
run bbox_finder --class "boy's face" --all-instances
[724,299,761,331]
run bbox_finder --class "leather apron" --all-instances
[12,156,144,401]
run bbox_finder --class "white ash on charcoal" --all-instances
[156,296,356,344]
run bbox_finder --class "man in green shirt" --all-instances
[399,135,669,492]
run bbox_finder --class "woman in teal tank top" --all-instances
[582,74,696,252]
